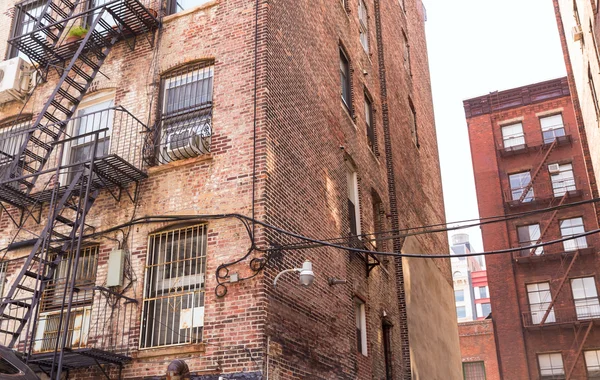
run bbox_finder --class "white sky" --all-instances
[424,0,567,253]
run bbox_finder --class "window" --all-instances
[354,298,367,356]
[455,289,465,302]
[358,0,369,52]
[347,165,361,238]
[0,117,30,181]
[402,32,411,75]
[364,94,375,150]
[463,361,486,380]
[474,286,489,299]
[167,0,213,14]
[141,224,207,348]
[560,217,587,251]
[371,192,383,250]
[340,49,352,111]
[34,307,92,353]
[527,282,555,324]
[456,306,466,318]
[589,65,600,120]
[540,114,566,144]
[550,163,576,197]
[477,303,491,318]
[538,353,565,379]
[409,99,419,148]
[585,350,600,379]
[501,122,525,148]
[509,171,533,202]
[8,0,44,60]
[0,261,7,300]
[571,277,600,320]
[518,224,543,256]
[65,98,114,182]
[382,321,393,379]
[158,62,213,164]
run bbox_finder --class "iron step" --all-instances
[64,76,86,92]
[70,66,93,82]
[17,178,34,188]
[24,271,51,281]
[48,2,69,18]
[0,314,26,323]
[39,126,60,139]
[19,162,37,174]
[78,55,100,71]
[49,99,73,118]
[0,329,19,336]
[57,88,80,105]
[2,299,32,309]
[60,0,75,8]
[50,230,69,240]
[29,136,52,151]
[16,284,35,293]
[55,215,74,227]
[22,149,46,164]
[31,256,58,267]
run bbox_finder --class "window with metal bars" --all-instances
[41,246,98,312]
[141,224,207,349]
[33,307,92,353]
[156,62,214,164]
[0,116,31,179]
[463,361,486,380]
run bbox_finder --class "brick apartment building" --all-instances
[465,78,600,379]
[0,0,460,378]
[458,319,501,380]
[554,0,600,209]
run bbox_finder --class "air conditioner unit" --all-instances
[548,163,561,174]
[0,57,33,104]
[572,25,583,42]
[165,121,211,161]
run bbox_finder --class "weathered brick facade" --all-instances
[465,78,600,379]
[0,0,459,378]
[458,320,501,380]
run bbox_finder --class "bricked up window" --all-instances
[340,49,352,112]
[501,122,525,148]
[364,93,375,151]
[382,320,393,379]
[527,282,555,325]
[540,114,566,144]
[463,361,486,380]
[538,353,565,379]
[550,163,576,197]
[354,298,367,356]
[517,224,543,257]
[585,350,600,378]
[509,171,533,202]
[141,224,207,348]
[560,217,587,251]
[570,277,600,320]
[358,0,369,52]
[8,0,44,60]
[158,62,213,164]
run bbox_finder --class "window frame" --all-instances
[140,223,208,349]
[589,65,600,121]
[346,164,361,238]
[364,91,375,151]
[509,171,534,202]
[527,282,555,324]
[166,0,214,15]
[354,297,368,356]
[584,349,600,379]
[560,217,587,252]
[455,289,465,302]
[517,223,543,256]
[157,62,214,165]
[539,114,566,144]
[501,122,525,148]
[358,0,369,53]
[462,361,486,380]
[570,276,600,320]
[550,163,576,197]
[537,352,565,379]
[382,320,394,379]
[340,48,352,113]
[456,305,467,319]
[7,0,45,60]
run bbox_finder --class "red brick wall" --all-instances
[459,320,501,380]
[466,80,600,380]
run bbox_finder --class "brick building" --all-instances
[465,78,600,379]
[458,319,501,380]
[0,0,460,379]
[553,0,600,209]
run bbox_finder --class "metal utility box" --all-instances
[106,249,125,287]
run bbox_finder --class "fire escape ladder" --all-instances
[565,321,593,380]
[533,192,569,249]
[2,9,118,194]
[540,250,580,326]
[517,138,558,203]
[0,169,98,349]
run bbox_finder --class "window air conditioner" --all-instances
[548,163,560,174]
[572,25,583,42]
[165,122,211,161]
[0,57,33,104]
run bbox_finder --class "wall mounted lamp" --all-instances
[273,260,315,287]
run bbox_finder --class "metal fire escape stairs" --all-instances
[516,138,558,203]
[0,0,158,377]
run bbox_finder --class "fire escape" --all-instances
[0,0,158,378]
[509,137,597,379]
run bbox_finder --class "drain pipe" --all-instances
[166,359,191,380]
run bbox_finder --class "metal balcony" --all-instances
[8,0,159,70]
[522,304,600,329]
[0,106,148,209]
[504,178,586,209]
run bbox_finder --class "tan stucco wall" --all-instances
[402,236,463,380]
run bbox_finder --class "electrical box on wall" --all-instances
[106,249,125,287]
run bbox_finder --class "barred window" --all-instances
[141,224,207,349]
[463,362,486,380]
[0,116,31,172]
[158,62,213,164]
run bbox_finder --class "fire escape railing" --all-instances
[522,303,600,328]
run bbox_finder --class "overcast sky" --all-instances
[424,0,567,253]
